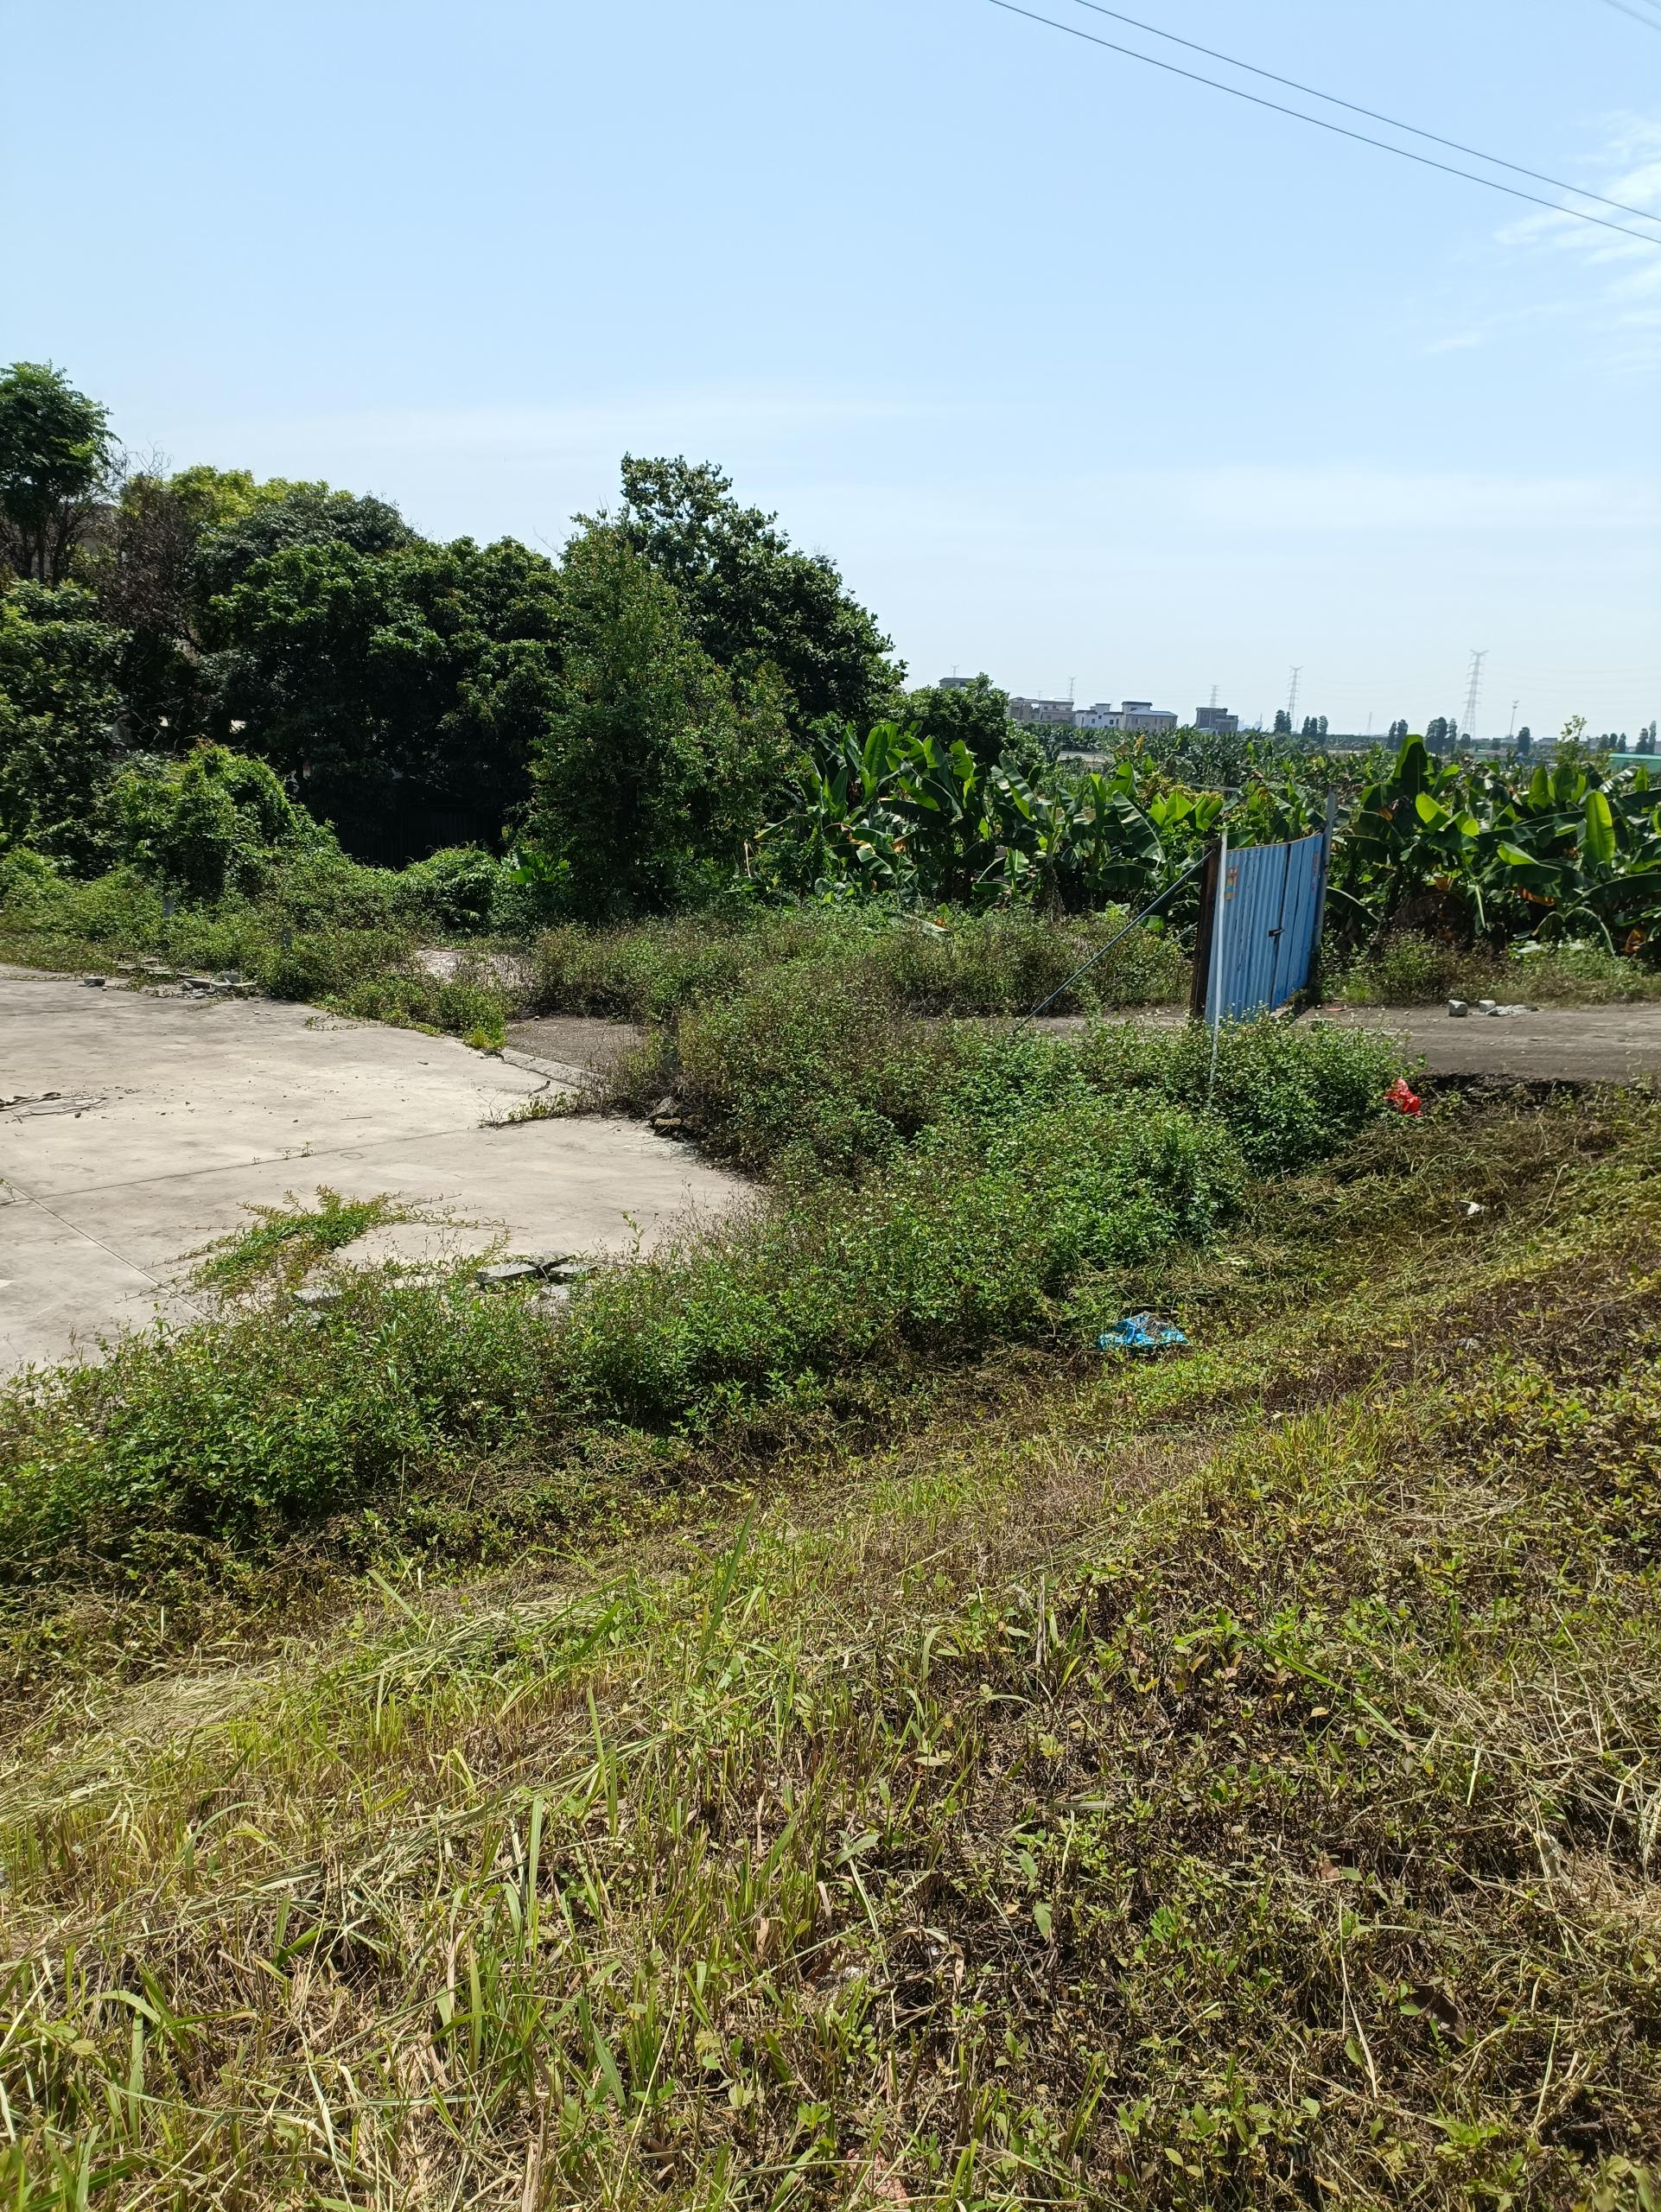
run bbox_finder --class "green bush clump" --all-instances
[0,831,527,1039]
[560,1098,1241,1427]
[0,1096,1243,1573]
[614,955,1401,1182]
[864,905,1184,1014]
[1077,1015,1403,1175]
[330,965,510,1047]
[533,904,1184,1024]
[0,851,162,950]
[0,1280,550,1574]
[108,745,328,900]
[532,908,865,1021]
[659,967,946,1174]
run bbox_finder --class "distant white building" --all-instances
[1072,699,1179,735]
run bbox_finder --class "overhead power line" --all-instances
[1065,0,1661,224]
[1593,0,1661,34]
[984,0,1661,249]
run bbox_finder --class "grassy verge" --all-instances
[531,906,1187,1023]
[2,1088,1658,2205]
[0,851,525,1045]
[1335,931,1661,1007]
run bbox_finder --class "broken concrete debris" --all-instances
[474,1251,593,1291]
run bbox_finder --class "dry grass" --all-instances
[3,1093,1660,2207]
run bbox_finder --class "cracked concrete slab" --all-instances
[0,970,746,1375]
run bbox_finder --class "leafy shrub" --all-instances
[560,1100,1242,1427]
[613,952,1401,1182]
[0,852,162,954]
[109,744,328,899]
[0,581,126,871]
[258,928,419,1005]
[0,1280,550,1572]
[258,846,404,931]
[0,1003,1397,1576]
[1077,1015,1403,1176]
[862,905,1184,1014]
[1337,933,1472,1006]
[331,965,509,1046]
[658,966,946,1174]
[393,844,511,934]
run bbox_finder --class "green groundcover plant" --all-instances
[0,1018,1398,1581]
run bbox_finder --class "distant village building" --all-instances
[957,683,1184,734]
[1072,700,1180,734]
[1193,704,1239,734]
[1008,696,1079,726]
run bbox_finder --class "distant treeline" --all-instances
[0,361,913,894]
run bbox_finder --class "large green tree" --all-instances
[0,363,116,586]
[529,523,791,918]
[0,582,127,868]
[200,532,563,852]
[193,480,416,603]
[614,456,898,733]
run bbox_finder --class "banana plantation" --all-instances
[761,722,1661,954]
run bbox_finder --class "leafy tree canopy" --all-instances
[194,480,417,607]
[614,456,898,734]
[890,673,1015,768]
[201,534,564,850]
[528,522,792,919]
[0,582,126,869]
[0,362,116,586]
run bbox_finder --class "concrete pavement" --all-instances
[1308,1001,1661,1084]
[0,970,746,1375]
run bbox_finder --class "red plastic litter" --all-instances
[1386,1077,1422,1117]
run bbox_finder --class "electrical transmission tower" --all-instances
[1286,665,1301,730]
[1463,650,1487,742]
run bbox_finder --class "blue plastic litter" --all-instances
[1098,1312,1188,1355]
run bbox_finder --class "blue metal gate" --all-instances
[1195,823,1333,1025]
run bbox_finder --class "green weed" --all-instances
[1338,929,1661,1006]
[532,903,1186,1023]
[189,1188,410,1297]
[0,1021,1396,1582]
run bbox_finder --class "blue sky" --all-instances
[5,0,1658,736]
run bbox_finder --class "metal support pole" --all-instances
[1207,830,1229,1094]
